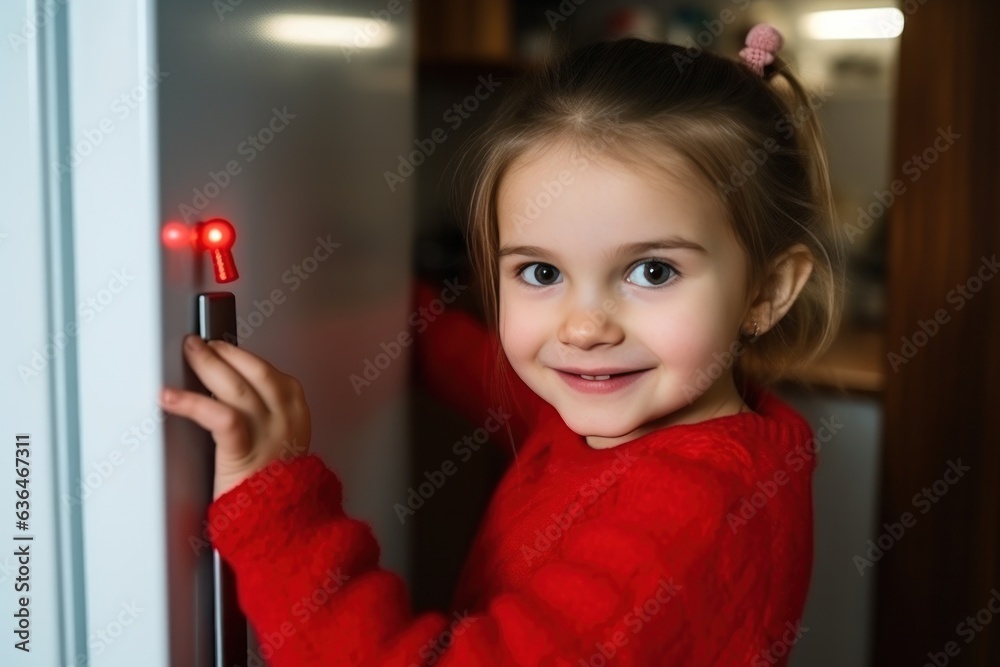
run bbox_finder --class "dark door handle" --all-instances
[196,291,247,667]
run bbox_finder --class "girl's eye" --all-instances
[626,261,677,287]
[518,263,562,287]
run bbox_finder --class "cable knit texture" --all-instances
[206,281,817,666]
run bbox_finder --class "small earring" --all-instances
[743,321,760,343]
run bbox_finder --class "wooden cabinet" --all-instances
[417,0,513,64]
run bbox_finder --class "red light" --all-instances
[201,220,235,250]
[198,218,239,283]
[161,221,194,249]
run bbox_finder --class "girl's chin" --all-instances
[557,404,686,443]
[559,412,640,440]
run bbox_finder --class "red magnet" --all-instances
[196,218,239,283]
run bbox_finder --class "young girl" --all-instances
[159,25,844,666]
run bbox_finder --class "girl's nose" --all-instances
[557,304,625,350]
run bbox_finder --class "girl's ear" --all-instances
[744,243,814,335]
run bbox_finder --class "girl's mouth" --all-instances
[554,369,650,394]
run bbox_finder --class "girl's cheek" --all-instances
[498,295,528,348]
[638,298,730,359]
[500,297,552,365]
[501,306,541,346]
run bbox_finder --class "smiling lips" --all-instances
[559,367,646,378]
[554,368,651,393]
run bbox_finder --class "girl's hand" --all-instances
[159,334,312,500]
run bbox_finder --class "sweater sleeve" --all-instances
[207,451,753,666]
[410,279,549,450]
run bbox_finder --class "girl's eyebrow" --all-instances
[498,237,709,260]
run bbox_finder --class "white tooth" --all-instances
[595,375,611,380]
[579,374,612,380]
[580,374,595,380]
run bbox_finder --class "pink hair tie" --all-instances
[739,24,783,77]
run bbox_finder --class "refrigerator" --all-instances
[2,0,415,664]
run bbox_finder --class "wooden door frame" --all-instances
[877,1,1000,664]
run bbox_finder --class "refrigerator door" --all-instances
[2,1,88,665]
[3,0,414,665]
[3,0,166,664]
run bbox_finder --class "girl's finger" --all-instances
[182,335,270,416]
[204,338,303,413]
[158,387,252,459]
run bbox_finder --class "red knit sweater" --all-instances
[207,282,817,666]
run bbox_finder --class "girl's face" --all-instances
[497,140,753,448]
